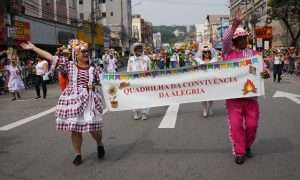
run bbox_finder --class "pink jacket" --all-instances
[222,25,257,61]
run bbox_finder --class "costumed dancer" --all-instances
[127,43,151,120]
[222,9,270,164]
[5,48,25,101]
[21,40,105,166]
[106,52,118,73]
[195,45,218,117]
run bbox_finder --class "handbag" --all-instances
[43,73,49,81]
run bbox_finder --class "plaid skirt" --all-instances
[56,87,104,133]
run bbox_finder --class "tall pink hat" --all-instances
[233,27,249,39]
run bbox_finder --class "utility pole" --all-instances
[5,0,15,48]
[91,0,96,58]
[120,0,125,55]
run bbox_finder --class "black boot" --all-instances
[73,155,82,166]
[246,148,253,158]
[11,93,16,101]
[235,156,246,165]
[97,145,105,159]
[16,92,21,99]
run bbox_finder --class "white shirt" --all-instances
[274,56,281,65]
[127,55,150,72]
[171,54,179,62]
[36,60,48,76]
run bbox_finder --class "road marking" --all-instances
[0,107,56,131]
[159,104,180,129]
[0,107,109,131]
[273,91,300,105]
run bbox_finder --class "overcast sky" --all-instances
[132,0,230,26]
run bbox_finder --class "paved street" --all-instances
[0,75,300,180]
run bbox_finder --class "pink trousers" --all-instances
[226,98,259,156]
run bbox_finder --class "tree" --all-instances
[153,26,187,45]
[268,0,300,50]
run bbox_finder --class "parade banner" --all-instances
[101,56,265,111]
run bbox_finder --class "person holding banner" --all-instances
[222,9,270,165]
[195,45,218,117]
[127,43,151,120]
[20,40,105,166]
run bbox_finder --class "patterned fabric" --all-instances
[56,114,104,133]
[54,56,104,133]
[77,66,89,88]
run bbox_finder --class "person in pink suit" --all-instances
[222,10,270,165]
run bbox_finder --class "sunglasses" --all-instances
[203,51,211,54]
[81,49,89,53]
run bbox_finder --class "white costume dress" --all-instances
[5,65,25,92]
[107,57,117,73]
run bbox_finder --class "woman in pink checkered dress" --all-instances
[21,40,105,166]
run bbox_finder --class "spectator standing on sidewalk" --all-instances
[288,50,296,74]
[194,45,218,117]
[127,43,151,120]
[34,56,48,99]
[273,52,283,83]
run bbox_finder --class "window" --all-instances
[110,12,114,16]
[80,13,84,20]
[79,0,83,5]
[102,12,106,17]
[70,0,76,8]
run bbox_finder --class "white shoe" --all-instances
[142,113,147,120]
[202,110,208,118]
[209,109,213,116]
[133,113,140,120]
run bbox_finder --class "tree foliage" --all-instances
[268,0,300,48]
[153,26,187,45]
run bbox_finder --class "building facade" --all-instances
[195,23,209,43]
[96,0,132,51]
[153,32,161,49]
[229,0,293,49]
[132,14,153,46]
[206,14,229,48]
[0,0,79,52]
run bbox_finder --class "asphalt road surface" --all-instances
[0,75,300,180]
